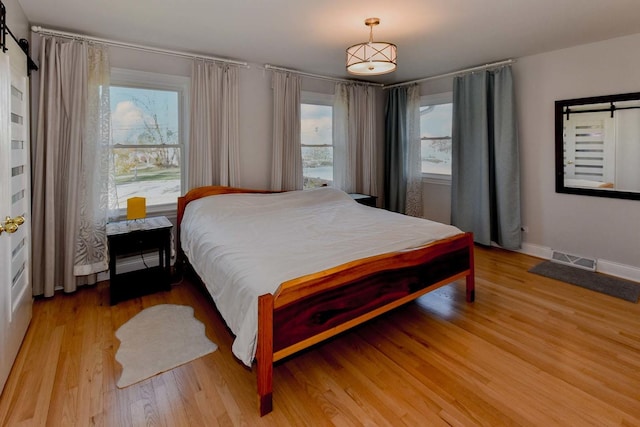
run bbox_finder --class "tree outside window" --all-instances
[420,93,453,176]
[301,94,333,189]
[110,86,181,208]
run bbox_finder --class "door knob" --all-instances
[0,215,24,235]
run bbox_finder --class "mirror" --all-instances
[555,92,640,200]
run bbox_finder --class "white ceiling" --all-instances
[17,0,640,84]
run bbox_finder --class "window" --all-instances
[420,92,453,176]
[301,92,334,189]
[110,68,189,212]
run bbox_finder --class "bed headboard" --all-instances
[176,186,276,266]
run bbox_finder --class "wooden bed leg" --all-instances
[466,232,476,302]
[466,274,475,302]
[257,294,274,416]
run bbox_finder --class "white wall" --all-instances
[515,33,640,274]
[418,32,640,278]
[3,0,29,40]
[28,15,639,276]
[30,39,388,197]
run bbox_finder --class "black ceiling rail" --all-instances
[0,1,38,74]
[0,2,6,54]
[563,103,640,120]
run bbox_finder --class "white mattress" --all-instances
[180,187,463,366]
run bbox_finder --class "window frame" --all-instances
[300,91,335,189]
[110,68,190,217]
[420,91,453,184]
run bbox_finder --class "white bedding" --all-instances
[180,187,463,366]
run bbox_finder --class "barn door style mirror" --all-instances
[555,92,640,200]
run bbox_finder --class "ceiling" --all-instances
[17,0,640,84]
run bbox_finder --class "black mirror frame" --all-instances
[555,91,640,201]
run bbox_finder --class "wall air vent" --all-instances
[550,250,597,271]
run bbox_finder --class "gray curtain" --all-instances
[451,66,521,249]
[271,71,302,191]
[384,87,408,213]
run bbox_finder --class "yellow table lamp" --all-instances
[126,197,146,220]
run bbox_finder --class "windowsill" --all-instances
[422,173,452,185]
[111,203,177,222]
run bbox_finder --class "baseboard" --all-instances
[596,259,640,283]
[516,242,552,260]
[515,242,640,283]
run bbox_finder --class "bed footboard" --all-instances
[256,232,474,416]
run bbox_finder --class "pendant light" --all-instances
[346,17,397,76]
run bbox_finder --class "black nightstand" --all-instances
[349,193,377,207]
[106,216,173,305]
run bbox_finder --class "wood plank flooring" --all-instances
[1,246,639,426]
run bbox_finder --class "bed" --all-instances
[564,178,614,189]
[177,185,475,415]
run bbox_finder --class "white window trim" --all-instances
[302,91,334,106]
[110,68,190,218]
[421,91,452,107]
[301,91,335,189]
[420,91,453,184]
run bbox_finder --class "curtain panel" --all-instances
[32,37,112,297]
[451,65,521,249]
[188,60,240,189]
[384,87,408,213]
[333,83,378,197]
[271,71,302,191]
[333,84,350,191]
[349,84,378,197]
[383,85,423,216]
[405,84,423,217]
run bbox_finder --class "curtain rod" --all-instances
[264,64,384,87]
[383,59,516,90]
[31,25,249,68]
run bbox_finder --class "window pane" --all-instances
[113,147,181,207]
[301,103,333,188]
[110,86,181,207]
[302,146,333,188]
[111,87,179,145]
[420,103,452,175]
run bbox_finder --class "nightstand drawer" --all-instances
[108,229,170,257]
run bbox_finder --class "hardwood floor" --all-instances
[1,246,639,426]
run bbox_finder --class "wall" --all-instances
[515,33,640,278]
[28,37,387,270]
[418,32,640,280]
[3,0,29,41]
[30,42,372,191]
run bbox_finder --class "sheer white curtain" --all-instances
[405,84,423,217]
[333,84,352,191]
[271,71,302,191]
[188,60,240,189]
[32,38,112,297]
[333,83,378,196]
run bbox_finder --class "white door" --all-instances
[563,112,615,183]
[0,36,32,393]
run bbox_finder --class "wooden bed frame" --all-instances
[177,186,475,416]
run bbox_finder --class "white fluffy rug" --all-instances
[115,304,217,388]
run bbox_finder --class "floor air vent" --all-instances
[550,250,597,271]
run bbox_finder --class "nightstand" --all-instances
[106,216,173,305]
[349,193,377,207]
